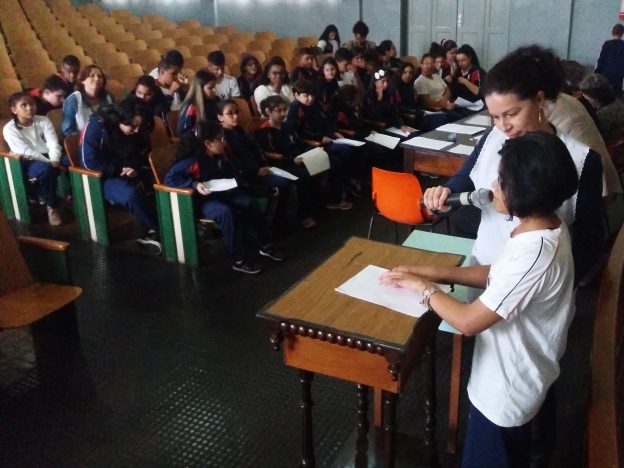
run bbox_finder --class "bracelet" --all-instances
[421,285,442,309]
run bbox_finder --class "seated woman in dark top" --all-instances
[237,54,263,102]
[454,44,487,103]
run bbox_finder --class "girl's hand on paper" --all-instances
[380,270,433,293]
[294,156,304,165]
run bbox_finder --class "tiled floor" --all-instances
[0,190,599,467]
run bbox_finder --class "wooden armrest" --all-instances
[0,151,21,160]
[361,119,386,130]
[18,236,69,252]
[338,128,356,137]
[301,139,323,148]
[69,166,103,178]
[153,183,194,195]
[264,151,284,161]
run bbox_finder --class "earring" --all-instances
[538,108,544,124]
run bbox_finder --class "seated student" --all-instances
[356,49,379,91]
[253,56,295,111]
[131,74,171,124]
[3,92,64,225]
[286,79,354,210]
[62,64,114,136]
[580,73,624,173]
[317,24,341,54]
[334,47,363,90]
[381,132,578,468]
[394,61,421,114]
[430,39,459,86]
[56,54,80,97]
[177,70,220,136]
[80,98,160,251]
[29,75,67,115]
[454,44,487,104]
[362,69,417,135]
[217,99,291,224]
[377,40,403,72]
[414,53,456,112]
[342,20,376,51]
[256,96,317,229]
[237,54,263,102]
[207,51,241,100]
[148,50,188,111]
[290,47,317,83]
[315,57,340,114]
[165,120,282,273]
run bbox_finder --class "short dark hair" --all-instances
[293,79,315,95]
[41,75,68,93]
[207,50,225,67]
[160,49,184,69]
[421,53,435,62]
[334,47,354,63]
[580,73,616,106]
[216,98,237,115]
[612,24,624,37]
[62,55,81,68]
[377,40,394,54]
[352,20,369,37]
[175,120,223,161]
[134,74,159,94]
[260,56,289,85]
[260,95,287,116]
[297,47,315,58]
[483,45,563,102]
[440,39,457,51]
[498,132,578,218]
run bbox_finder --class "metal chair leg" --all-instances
[367,211,377,239]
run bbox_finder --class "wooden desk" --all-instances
[401,114,491,177]
[257,237,463,467]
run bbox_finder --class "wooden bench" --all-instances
[586,224,624,466]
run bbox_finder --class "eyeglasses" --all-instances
[374,69,386,80]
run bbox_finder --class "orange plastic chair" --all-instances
[368,167,443,242]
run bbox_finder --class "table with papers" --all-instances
[401,112,492,176]
[257,237,463,467]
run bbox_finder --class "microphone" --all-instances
[445,188,493,207]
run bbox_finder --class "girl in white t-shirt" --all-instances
[381,132,579,467]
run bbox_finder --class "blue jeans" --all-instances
[199,189,269,261]
[103,177,158,230]
[461,403,532,468]
[22,160,61,208]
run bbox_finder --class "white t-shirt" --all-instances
[149,67,183,111]
[414,74,447,99]
[216,74,241,100]
[3,116,62,163]
[253,84,295,110]
[469,126,588,267]
[468,224,575,427]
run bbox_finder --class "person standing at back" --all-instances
[595,23,624,97]
[342,20,376,52]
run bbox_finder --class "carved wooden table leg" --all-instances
[355,384,369,468]
[299,370,315,467]
[382,390,397,468]
[425,339,439,467]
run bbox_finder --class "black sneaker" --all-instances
[259,244,285,261]
[137,230,162,255]
[232,260,262,274]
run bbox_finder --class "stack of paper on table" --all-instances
[463,114,492,127]
[365,132,401,149]
[402,136,453,150]
[385,127,411,137]
[202,178,238,192]
[298,147,331,176]
[436,123,485,135]
[335,264,451,318]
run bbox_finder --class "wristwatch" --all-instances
[421,285,442,309]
